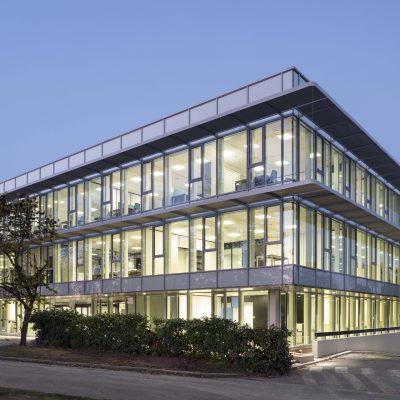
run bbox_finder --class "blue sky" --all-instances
[1,0,399,181]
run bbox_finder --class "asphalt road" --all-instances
[0,353,399,400]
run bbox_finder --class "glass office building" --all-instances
[1,67,400,345]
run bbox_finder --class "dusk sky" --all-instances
[1,0,399,181]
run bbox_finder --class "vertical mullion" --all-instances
[295,117,300,182]
[152,227,155,276]
[151,161,155,209]
[280,118,284,180]
[200,145,204,198]
[246,127,250,188]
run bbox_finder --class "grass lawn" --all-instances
[0,344,242,374]
[0,387,95,400]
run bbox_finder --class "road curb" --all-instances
[0,355,243,379]
[291,351,352,369]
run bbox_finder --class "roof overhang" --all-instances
[7,80,400,197]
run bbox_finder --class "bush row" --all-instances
[30,310,292,374]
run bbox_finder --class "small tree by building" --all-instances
[0,194,57,345]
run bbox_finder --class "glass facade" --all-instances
[33,115,400,234]
[2,94,400,344]
[3,200,399,285]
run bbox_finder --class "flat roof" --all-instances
[2,67,400,195]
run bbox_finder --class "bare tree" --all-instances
[0,194,57,345]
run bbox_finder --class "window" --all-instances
[58,242,69,282]
[167,294,187,319]
[283,117,295,181]
[143,226,164,275]
[316,212,323,270]
[249,207,265,267]
[331,219,344,273]
[220,210,248,269]
[76,183,85,225]
[190,141,217,199]
[111,170,122,217]
[331,147,343,194]
[76,240,85,281]
[41,246,54,284]
[103,234,121,278]
[190,291,212,318]
[324,216,331,271]
[324,141,331,187]
[123,165,141,215]
[190,216,216,271]
[283,203,296,265]
[315,137,323,183]
[356,166,366,206]
[219,130,247,194]
[376,180,386,218]
[266,205,282,266]
[89,237,103,280]
[102,174,112,219]
[299,124,314,180]
[167,150,188,206]
[265,121,282,183]
[68,185,77,227]
[142,157,164,211]
[123,230,142,277]
[249,128,265,187]
[215,291,239,322]
[55,188,68,229]
[299,206,315,268]
[86,177,101,223]
[167,220,189,273]
[242,290,268,328]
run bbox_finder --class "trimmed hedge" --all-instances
[30,310,291,374]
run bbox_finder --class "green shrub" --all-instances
[152,318,189,356]
[30,310,291,374]
[30,309,82,347]
[184,317,248,362]
[78,313,153,353]
[242,325,292,374]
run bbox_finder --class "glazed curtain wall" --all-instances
[298,203,400,283]
[8,203,295,283]
[282,289,400,345]
[40,290,270,330]
[3,201,399,285]
[36,115,400,232]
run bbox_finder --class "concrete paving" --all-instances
[0,352,399,399]
[0,335,34,346]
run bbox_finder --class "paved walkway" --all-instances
[280,353,400,397]
[0,353,399,399]
[0,335,34,346]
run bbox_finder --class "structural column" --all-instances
[268,289,281,327]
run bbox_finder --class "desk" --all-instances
[235,179,247,191]
[266,254,287,266]
[171,193,189,205]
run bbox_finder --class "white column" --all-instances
[268,289,281,327]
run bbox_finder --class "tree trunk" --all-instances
[20,306,32,346]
